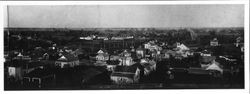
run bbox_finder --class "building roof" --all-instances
[206,60,223,73]
[120,50,131,57]
[114,64,138,73]
[97,49,108,54]
[201,56,216,63]
[211,38,218,42]
[111,72,135,79]
[162,50,176,55]
[177,44,190,50]
[57,52,78,62]
[201,50,211,54]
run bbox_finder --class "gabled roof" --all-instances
[57,52,78,62]
[17,53,23,57]
[201,56,216,63]
[97,49,108,54]
[206,60,223,73]
[120,50,131,56]
[201,50,211,54]
[211,38,218,42]
[177,44,190,50]
[97,50,104,54]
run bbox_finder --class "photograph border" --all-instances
[0,1,249,94]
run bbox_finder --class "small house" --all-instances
[13,53,31,61]
[200,50,212,56]
[210,38,219,46]
[96,49,109,61]
[111,65,141,84]
[119,50,134,66]
[140,58,156,75]
[23,68,55,88]
[55,52,79,68]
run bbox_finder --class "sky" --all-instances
[5,5,244,28]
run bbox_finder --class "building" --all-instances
[106,60,120,72]
[23,68,55,88]
[200,50,212,56]
[7,61,44,80]
[55,52,80,68]
[161,50,176,58]
[95,49,109,66]
[119,50,134,66]
[96,49,109,61]
[235,37,243,47]
[110,65,141,84]
[13,53,31,61]
[210,38,219,46]
[144,41,162,51]
[206,60,223,73]
[8,66,22,80]
[109,54,120,61]
[140,58,156,75]
[200,56,216,68]
[176,43,190,51]
[136,46,144,58]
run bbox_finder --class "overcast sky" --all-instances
[5,5,244,28]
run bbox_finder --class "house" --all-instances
[161,50,176,58]
[23,68,55,88]
[7,61,44,80]
[8,66,22,80]
[144,41,162,51]
[43,53,49,60]
[110,65,141,84]
[96,49,109,61]
[119,50,134,66]
[95,49,109,66]
[206,60,223,73]
[200,56,216,68]
[31,47,46,60]
[111,37,124,40]
[200,50,212,56]
[79,35,95,40]
[97,36,108,40]
[176,43,190,51]
[175,43,190,57]
[55,52,80,68]
[130,46,135,52]
[13,53,31,61]
[136,46,144,58]
[235,37,243,47]
[140,58,156,75]
[210,38,219,46]
[109,55,120,61]
[106,60,120,71]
